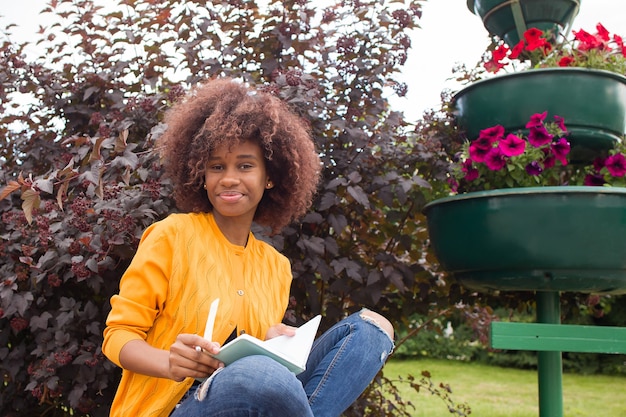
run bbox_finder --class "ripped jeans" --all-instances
[170,310,395,417]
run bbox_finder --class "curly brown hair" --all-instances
[158,77,321,234]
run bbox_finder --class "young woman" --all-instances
[102,77,394,417]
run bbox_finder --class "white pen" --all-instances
[196,298,219,352]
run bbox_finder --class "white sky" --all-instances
[1,0,625,121]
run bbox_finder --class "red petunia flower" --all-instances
[524,28,552,54]
[596,23,610,42]
[573,28,604,51]
[558,56,575,67]
[484,60,505,73]
[614,34,626,56]
[492,44,509,61]
[509,40,525,59]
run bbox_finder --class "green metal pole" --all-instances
[536,291,563,417]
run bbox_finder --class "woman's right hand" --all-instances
[168,334,224,382]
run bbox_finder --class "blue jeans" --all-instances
[171,310,394,417]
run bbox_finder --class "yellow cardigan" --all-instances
[102,212,292,417]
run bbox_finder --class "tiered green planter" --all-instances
[453,68,626,160]
[467,0,581,47]
[439,3,625,417]
[423,186,626,295]
[423,186,626,417]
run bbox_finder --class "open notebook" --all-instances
[210,315,322,375]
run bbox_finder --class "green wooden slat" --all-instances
[490,322,626,354]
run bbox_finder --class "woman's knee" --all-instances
[222,356,309,405]
[240,356,304,391]
[359,309,394,341]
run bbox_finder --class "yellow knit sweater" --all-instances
[102,212,292,417]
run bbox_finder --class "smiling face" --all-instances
[204,140,272,233]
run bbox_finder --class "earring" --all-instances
[266,181,273,189]
[203,184,207,189]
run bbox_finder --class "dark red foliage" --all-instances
[0,1,469,416]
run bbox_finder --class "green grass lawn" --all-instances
[384,358,626,417]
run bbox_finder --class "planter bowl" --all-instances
[467,0,580,47]
[423,187,626,294]
[453,68,626,161]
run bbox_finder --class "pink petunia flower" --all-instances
[584,173,606,186]
[462,159,480,181]
[525,112,548,128]
[469,142,490,163]
[477,125,505,144]
[447,177,459,193]
[525,161,543,176]
[528,125,553,147]
[553,115,567,133]
[543,154,556,169]
[592,156,606,171]
[484,147,507,171]
[605,154,626,177]
[499,133,526,156]
[472,136,495,151]
[551,138,571,165]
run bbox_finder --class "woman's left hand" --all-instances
[265,323,297,340]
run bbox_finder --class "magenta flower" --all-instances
[525,161,543,176]
[473,136,495,150]
[525,111,548,129]
[447,177,459,193]
[551,138,571,165]
[553,115,567,132]
[484,147,506,171]
[584,173,606,186]
[593,157,606,171]
[462,159,480,181]
[543,154,556,169]
[477,125,505,144]
[469,142,490,162]
[605,154,626,177]
[528,125,553,147]
[452,111,626,193]
[499,133,526,156]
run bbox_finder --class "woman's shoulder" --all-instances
[142,212,209,240]
[249,235,290,266]
[151,212,209,227]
